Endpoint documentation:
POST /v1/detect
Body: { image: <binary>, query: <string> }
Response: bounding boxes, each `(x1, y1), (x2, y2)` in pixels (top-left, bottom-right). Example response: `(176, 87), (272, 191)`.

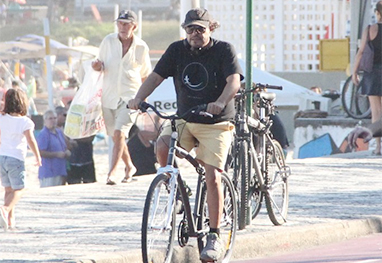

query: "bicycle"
(227, 83), (291, 230)
(137, 102), (237, 263)
(341, 73), (371, 119)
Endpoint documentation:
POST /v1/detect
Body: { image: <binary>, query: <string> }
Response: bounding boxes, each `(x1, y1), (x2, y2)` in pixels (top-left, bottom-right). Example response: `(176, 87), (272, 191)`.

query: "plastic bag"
(64, 68), (105, 139)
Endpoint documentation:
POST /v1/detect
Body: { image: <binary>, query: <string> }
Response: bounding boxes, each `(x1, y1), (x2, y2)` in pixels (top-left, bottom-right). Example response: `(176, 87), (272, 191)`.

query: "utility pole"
(245, 0), (253, 116)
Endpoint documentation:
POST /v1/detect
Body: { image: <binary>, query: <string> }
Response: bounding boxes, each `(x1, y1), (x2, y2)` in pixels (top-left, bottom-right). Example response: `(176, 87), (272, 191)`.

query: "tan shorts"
(102, 101), (137, 137)
(160, 120), (234, 171)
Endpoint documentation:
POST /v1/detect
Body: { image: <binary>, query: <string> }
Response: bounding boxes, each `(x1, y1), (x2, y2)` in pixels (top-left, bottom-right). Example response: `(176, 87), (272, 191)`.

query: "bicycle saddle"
(259, 92), (276, 102)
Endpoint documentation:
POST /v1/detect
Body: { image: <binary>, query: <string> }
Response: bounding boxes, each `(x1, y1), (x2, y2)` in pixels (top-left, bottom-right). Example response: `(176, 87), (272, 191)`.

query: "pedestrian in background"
(352, 1), (382, 155)
(92, 9), (152, 185)
(37, 110), (70, 188)
(56, 105), (96, 184)
(0, 88), (41, 231)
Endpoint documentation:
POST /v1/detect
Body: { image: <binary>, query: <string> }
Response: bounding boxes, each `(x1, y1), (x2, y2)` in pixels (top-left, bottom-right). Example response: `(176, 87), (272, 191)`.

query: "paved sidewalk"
(0, 144), (381, 263)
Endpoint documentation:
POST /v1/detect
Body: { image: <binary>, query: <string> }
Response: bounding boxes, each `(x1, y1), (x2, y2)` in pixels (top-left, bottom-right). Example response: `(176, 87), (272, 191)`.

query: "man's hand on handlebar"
(128, 98), (143, 110)
(207, 101), (225, 115)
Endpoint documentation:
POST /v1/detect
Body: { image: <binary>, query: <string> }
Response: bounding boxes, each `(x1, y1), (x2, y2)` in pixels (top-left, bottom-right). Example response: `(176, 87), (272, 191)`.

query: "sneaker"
(0, 206), (8, 232)
(200, 233), (225, 261)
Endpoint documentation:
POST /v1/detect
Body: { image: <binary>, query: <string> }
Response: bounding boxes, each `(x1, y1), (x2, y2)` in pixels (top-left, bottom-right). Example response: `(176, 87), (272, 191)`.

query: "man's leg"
(121, 136), (137, 182)
(107, 129), (132, 183)
(155, 135), (171, 167)
(204, 164), (223, 229)
(200, 163), (225, 261)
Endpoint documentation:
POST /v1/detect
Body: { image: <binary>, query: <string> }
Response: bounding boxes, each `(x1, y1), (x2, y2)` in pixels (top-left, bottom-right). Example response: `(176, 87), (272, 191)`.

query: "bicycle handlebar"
(253, 83), (283, 91)
(237, 83), (283, 98)
(130, 101), (213, 120)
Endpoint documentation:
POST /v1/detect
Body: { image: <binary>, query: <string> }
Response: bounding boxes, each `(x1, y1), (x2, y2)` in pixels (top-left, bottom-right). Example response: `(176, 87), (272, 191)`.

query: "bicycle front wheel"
(142, 173), (176, 263)
(197, 172), (237, 263)
(264, 140), (289, 226)
(341, 74), (371, 119)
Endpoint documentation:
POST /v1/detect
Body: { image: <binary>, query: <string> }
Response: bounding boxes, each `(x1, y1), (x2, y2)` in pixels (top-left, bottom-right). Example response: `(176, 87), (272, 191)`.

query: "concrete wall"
(272, 71), (349, 92)
(293, 117), (371, 159)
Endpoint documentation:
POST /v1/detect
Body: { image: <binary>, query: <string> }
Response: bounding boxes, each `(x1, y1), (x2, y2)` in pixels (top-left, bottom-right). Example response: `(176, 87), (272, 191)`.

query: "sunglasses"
(185, 26), (206, 34)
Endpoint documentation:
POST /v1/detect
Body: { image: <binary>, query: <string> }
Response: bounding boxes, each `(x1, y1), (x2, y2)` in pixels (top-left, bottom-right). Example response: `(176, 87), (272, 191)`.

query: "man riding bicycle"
(128, 8), (243, 261)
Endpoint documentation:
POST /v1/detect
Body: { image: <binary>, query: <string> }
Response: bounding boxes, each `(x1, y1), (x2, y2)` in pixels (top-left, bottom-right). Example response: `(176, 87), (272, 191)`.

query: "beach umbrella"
(0, 41), (44, 60)
(0, 35), (97, 60)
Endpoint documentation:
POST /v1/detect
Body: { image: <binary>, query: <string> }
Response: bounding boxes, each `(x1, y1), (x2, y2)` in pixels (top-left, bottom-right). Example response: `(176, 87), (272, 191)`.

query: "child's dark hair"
(3, 88), (29, 116)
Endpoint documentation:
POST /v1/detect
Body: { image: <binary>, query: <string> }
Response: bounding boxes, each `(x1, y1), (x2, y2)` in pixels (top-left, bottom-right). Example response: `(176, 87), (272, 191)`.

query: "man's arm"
(207, 73), (241, 115)
(128, 72), (165, 109)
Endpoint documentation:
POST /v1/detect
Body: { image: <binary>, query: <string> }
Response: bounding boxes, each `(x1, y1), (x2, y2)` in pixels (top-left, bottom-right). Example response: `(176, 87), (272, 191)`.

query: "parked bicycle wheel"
(264, 140), (289, 226)
(341, 74), (371, 119)
(249, 176), (263, 220)
(237, 141), (250, 230)
(197, 172), (237, 263)
(142, 173), (176, 263)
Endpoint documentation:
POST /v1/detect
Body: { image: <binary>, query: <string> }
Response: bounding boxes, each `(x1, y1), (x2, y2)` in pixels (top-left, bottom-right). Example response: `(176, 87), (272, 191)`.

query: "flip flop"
(106, 178), (116, 185)
(0, 206), (8, 232)
(121, 177), (133, 183)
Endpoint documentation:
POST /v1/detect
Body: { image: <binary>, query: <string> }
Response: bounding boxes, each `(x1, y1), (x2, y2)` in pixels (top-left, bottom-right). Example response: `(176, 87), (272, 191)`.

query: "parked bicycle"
(226, 83), (291, 230)
(137, 102), (237, 263)
(341, 73), (371, 119)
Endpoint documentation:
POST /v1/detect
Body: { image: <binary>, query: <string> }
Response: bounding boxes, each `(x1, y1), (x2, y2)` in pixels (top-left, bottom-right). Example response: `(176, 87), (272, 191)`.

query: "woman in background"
(0, 88), (41, 231)
(352, 1), (382, 155)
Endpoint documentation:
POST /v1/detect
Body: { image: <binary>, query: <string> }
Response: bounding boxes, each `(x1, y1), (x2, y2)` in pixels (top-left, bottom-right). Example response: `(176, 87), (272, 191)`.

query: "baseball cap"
(115, 10), (137, 23)
(182, 8), (212, 28)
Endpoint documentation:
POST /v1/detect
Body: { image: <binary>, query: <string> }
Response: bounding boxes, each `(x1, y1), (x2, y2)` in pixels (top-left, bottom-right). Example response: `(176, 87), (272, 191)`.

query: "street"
(232, 233), (382, 263)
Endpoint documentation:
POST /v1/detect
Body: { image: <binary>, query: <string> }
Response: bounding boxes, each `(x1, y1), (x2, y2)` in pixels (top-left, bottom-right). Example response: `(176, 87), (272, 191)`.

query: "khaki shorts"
(102, 101), (137, 137)
(160, 120), (234, 171)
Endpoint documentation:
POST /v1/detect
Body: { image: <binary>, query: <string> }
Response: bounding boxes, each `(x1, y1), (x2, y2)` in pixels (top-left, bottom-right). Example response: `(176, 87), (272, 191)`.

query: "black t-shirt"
(154, 38), (243, 124)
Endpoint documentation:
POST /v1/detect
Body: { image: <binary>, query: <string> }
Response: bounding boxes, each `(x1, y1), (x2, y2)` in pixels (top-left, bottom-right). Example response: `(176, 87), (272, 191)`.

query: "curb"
(68, 216), (382, 263)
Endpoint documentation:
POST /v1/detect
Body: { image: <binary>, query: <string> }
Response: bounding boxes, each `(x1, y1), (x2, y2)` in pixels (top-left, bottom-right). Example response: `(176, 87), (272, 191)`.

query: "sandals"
(107, 166), (136, 184)
(121, 166), (136, 183)
(121, 177), (133, 183)
(106, 178), (116, 185)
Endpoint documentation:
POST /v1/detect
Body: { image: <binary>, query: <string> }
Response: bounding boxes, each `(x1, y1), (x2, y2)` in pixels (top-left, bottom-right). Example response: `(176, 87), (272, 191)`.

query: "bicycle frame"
(231, 83), (291, 228)
(149, 122), (207, 239)
(234, 88), (272, 190)
(141, 102), (237, 263)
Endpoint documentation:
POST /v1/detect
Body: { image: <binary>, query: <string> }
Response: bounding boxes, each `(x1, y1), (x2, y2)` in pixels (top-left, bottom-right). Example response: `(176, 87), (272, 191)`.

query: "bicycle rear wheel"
(142, 173), (176, 263)
(197, 172), (237, 263)
(264, 140), (289, 226)
(341, 74), (371, 119)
